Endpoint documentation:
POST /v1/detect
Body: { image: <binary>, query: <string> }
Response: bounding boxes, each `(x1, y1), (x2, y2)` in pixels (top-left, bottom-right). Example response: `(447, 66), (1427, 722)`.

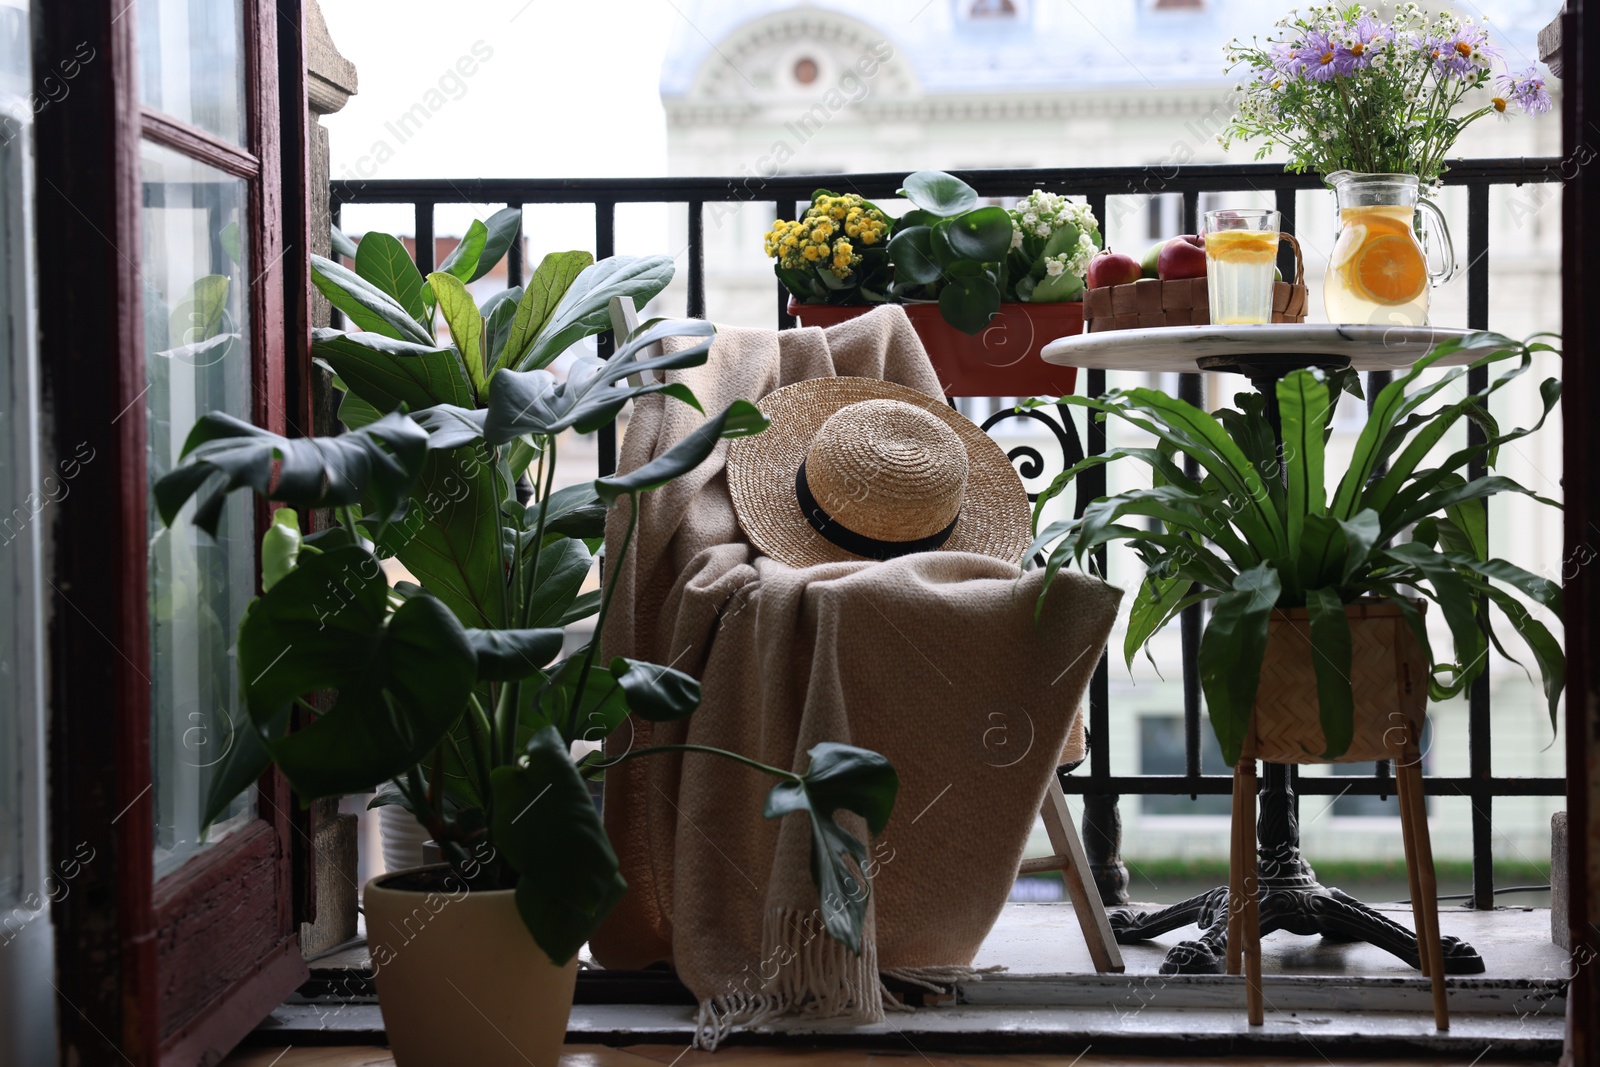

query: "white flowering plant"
(1005, 190), (1102, 304)
(1221, 4), (1552, 181)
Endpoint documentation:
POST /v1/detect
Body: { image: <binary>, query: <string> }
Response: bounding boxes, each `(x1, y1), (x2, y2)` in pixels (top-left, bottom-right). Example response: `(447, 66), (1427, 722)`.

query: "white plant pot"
(364, 865), (578, 1067)
(377, 801), (432, 874)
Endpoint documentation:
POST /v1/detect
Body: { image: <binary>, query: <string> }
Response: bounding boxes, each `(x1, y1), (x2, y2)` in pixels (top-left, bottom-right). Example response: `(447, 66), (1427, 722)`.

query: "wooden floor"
(220, 1042), (1550, 1066)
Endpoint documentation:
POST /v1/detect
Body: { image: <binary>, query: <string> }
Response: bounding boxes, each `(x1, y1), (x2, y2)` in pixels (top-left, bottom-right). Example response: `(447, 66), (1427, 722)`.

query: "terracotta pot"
(1250, 599), (1428, 764)
(364, 865), (578, 1067)
(787, 297), (1081, 398)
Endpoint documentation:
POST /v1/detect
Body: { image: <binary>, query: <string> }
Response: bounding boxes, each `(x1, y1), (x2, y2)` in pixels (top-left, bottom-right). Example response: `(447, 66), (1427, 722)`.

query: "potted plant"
(1029, 333), (1563, 767)
(1220, 6), (1553, 326)
(769, 172), (1097, 396)
(155, 218), (899, 1067)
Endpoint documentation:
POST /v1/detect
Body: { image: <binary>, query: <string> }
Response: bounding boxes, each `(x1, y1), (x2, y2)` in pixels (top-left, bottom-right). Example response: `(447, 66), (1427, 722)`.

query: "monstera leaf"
(153, 410), (429, 535)
(763, 742), (899, 953)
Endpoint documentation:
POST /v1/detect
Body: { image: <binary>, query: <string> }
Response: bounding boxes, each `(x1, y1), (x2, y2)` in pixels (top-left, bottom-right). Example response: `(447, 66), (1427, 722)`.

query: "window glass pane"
(141, 140), (254, 877)
(1139, 714), (1231, 815)
(138, 0), (246, 145)
(0, 0), (36, 910)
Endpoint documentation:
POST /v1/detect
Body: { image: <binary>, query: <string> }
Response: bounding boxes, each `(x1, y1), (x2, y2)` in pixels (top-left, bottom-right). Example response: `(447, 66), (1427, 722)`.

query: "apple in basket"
(1085, 248), (1142, 289)
(1157, 235), (1207, 281)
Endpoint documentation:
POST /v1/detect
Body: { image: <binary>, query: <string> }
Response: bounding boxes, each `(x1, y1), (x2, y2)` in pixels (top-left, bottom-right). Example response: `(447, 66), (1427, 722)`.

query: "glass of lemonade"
(1203, 209), (1281, 325)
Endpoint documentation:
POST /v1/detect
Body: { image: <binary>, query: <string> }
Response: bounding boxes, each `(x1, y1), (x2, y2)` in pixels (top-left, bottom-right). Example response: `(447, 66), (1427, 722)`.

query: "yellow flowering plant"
(765, 190), (893, 306)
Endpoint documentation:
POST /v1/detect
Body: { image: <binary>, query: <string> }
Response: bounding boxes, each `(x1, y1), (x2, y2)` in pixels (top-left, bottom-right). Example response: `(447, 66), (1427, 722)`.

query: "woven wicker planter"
(1248, 599), (1427, 764)
(787, 297), (1081, 397)
(1083, 235), (1309, 333)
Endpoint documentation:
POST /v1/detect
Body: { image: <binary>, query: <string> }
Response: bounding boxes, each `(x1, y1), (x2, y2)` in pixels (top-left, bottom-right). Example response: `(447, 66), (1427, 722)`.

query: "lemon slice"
(1329, 223), (1367, 270)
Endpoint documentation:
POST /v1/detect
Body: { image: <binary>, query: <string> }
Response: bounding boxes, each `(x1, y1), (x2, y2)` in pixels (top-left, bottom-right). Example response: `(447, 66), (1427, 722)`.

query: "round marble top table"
(1041, 323), (1479, 377)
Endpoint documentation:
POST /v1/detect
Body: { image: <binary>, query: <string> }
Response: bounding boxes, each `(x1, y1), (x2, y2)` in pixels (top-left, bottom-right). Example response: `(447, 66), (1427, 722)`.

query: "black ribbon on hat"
(795, 459), (959, 561)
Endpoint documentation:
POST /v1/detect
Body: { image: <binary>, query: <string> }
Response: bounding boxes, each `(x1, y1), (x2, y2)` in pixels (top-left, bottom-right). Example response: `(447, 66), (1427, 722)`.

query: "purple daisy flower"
(1431, 23), (1497, 77)
(1300, 28), (1348, 82)
(1271, 38), (1307, 79)
(1498, 66), (1553, 115)
(1338, 12), (1389, 70)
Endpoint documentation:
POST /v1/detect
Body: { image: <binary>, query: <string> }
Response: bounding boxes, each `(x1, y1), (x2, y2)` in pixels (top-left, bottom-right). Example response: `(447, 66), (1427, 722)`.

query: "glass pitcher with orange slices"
(1324, 172), (1456, 326)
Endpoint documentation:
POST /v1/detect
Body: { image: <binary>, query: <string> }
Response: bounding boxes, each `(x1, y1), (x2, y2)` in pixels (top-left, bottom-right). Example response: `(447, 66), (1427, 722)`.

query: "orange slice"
(1205, 230), (1278, 262)
(1351, 233), (1426, 306)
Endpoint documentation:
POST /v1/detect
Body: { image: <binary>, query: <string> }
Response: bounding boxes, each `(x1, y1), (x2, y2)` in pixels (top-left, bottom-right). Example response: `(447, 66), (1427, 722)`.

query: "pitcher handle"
(1417, 197), (1457, 287)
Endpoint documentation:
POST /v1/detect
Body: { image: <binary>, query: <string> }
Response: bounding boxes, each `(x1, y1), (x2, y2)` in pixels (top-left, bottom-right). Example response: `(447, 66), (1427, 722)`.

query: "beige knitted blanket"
(591, 304), (1120, 1045)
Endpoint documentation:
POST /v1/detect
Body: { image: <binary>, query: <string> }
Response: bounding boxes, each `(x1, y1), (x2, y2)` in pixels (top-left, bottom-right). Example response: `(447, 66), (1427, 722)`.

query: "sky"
(319, 0), (679, 243)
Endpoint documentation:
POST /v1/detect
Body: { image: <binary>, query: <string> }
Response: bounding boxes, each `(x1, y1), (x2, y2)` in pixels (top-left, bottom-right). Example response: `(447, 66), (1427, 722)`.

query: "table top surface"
(1040, 324), (1482, 374)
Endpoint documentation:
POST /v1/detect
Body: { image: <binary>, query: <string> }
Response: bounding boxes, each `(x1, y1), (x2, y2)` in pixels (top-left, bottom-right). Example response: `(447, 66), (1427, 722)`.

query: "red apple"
(1157, 235), (1207, 281)
(1086, 248), (1142, 289)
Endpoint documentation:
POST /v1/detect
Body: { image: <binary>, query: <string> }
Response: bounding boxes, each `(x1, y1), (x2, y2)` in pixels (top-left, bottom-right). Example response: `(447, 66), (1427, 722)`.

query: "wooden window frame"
(37, 1), (312, 1063)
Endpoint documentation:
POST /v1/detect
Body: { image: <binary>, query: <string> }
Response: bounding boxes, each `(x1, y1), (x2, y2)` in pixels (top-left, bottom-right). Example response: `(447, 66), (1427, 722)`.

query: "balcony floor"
(245, 903), (1566, 1061)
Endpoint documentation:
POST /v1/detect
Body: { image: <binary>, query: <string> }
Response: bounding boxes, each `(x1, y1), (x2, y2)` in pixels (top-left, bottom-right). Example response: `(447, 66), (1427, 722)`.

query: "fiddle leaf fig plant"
(155, 217), (900, 963)
(1029, 332), (1564, 766)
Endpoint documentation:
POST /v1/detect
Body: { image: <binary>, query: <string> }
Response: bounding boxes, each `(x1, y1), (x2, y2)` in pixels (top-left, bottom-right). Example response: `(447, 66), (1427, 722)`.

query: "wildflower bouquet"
(765, 190), (893, 306)
(1221, 4), (1552, 181)
(1005, 190), (1102, 304)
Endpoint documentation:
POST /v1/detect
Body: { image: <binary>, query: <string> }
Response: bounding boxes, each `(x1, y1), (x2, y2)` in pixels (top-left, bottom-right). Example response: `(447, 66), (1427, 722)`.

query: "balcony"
(221, 159), (1570, 1061)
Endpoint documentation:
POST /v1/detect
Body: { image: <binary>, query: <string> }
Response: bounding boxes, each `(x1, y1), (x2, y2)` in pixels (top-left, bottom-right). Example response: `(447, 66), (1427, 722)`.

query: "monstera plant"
(154, 214), (898, 967)
(1029, 333), (1564, 766)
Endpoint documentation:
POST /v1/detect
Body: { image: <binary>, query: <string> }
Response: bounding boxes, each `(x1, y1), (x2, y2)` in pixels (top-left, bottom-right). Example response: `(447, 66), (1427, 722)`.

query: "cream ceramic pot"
(363, 865), (578, 1067)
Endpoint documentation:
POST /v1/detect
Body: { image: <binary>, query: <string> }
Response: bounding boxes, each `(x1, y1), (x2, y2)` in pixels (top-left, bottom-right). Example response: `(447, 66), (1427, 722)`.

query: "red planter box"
(786, 298), (1081, 398)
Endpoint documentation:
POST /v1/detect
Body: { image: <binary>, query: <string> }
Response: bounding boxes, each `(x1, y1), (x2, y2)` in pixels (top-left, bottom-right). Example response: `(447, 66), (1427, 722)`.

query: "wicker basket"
(1084, 234), (1309, 333)
(1246, 599), (1427, 765)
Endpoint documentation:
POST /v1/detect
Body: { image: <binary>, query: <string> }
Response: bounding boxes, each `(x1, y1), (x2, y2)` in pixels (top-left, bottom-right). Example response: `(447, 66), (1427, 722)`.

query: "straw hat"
(726, 377), (1032, 567)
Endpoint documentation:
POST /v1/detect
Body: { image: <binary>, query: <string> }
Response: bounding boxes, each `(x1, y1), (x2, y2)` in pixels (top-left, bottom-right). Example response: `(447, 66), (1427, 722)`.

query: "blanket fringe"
(880, 963), (1005, 994)
(693, 906), (885, 1049)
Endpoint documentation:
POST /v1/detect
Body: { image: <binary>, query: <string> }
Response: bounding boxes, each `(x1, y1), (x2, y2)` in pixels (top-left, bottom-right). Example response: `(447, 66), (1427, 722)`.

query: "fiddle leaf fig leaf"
(500, 251), (593, 372)
(354, 231), (429, 323)
(471, 207), (524, 283)
(312, 254), (434, 345)
(519, 255), (677, 372)
(428, 271), (486, 398)
(437, 219), (488, 282)
(763, 742), (899, 954)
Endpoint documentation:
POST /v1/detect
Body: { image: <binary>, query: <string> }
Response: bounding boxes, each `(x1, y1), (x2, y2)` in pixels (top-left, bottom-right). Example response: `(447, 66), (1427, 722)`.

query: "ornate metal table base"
(1111, 879), (1486, 976)
(1110, 767), (1485, 976)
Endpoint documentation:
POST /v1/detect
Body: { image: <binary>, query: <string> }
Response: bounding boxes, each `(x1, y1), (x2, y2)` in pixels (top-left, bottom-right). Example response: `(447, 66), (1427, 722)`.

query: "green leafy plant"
(1029, 333), (1564, 766)
(764, 191), (894, 308)
(155, 217), (899, 962)
(886, 170), (1016, 335)
(1004, 189), (1102, 306)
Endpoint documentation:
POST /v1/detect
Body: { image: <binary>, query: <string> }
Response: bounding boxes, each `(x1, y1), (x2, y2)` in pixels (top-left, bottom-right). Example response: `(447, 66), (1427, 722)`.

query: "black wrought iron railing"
(331, 159), (1567, 912)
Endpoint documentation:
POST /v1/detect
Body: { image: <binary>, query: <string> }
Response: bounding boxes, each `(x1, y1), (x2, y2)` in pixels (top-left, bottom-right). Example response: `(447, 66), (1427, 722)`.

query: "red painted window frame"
(38, 1), (312, 1063)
